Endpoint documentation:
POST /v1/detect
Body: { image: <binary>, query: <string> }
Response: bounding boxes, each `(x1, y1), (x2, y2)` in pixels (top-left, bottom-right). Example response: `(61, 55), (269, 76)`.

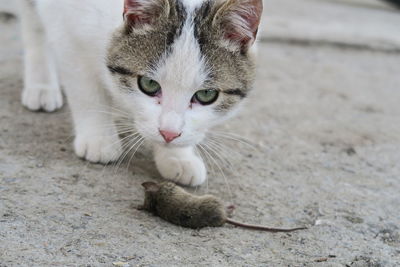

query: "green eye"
(138, 76), (161, 96)
(193, 89), (219, 105)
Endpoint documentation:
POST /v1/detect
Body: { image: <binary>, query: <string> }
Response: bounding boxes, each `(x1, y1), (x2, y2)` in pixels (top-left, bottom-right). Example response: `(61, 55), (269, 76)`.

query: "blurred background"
(259, 0), (400, 53)
(1, 0), (400, 52)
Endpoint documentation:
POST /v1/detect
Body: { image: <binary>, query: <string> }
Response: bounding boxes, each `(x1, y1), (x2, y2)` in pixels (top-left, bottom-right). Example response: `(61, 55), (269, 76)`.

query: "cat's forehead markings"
(180, 0), (205, 11)
(153, 17), (208, 93)
(152, 0), (214, 92)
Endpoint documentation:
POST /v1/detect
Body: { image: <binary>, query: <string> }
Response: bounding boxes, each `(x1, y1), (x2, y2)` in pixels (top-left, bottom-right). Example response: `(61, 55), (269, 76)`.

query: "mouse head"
(142, 181), (161, 193)
(140, 182), (161, 211)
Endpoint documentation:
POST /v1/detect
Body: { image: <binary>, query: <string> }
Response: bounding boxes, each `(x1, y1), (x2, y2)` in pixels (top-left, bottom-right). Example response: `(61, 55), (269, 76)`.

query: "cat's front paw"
(154, 147), (206, 187)
(74, 134), (122, 164)
(22, 86), (63, 112)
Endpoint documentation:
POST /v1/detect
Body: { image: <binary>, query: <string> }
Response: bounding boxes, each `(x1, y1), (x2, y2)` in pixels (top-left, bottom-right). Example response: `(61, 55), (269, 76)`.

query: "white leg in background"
(17, 0), (62, 112)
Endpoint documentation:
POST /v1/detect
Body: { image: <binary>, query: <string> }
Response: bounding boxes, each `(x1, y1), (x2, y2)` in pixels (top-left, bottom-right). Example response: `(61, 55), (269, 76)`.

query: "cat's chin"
(153, 141), (196, 148)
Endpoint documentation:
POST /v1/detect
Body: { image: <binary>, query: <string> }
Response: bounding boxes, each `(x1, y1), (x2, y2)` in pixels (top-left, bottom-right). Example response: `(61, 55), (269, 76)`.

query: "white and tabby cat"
(16, 0), (263, 186)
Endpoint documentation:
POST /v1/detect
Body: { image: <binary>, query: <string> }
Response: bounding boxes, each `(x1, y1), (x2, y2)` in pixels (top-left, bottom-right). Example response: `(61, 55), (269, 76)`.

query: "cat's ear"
(142, 182), (161, 193)
(123, 0), (170, 29)
(214, 0), (263, 52)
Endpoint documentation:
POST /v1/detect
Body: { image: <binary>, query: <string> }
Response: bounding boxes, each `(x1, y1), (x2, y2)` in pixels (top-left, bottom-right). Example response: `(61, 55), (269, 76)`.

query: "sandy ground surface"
(1, 1), (400, 266)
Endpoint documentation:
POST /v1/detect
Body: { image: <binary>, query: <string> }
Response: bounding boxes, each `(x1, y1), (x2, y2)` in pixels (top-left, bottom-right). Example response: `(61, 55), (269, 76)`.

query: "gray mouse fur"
(139, 181), (307, 232)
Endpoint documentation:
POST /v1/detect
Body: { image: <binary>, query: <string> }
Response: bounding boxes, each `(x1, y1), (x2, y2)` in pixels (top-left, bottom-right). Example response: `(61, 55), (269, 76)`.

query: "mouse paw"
(154, 146), (206, 187)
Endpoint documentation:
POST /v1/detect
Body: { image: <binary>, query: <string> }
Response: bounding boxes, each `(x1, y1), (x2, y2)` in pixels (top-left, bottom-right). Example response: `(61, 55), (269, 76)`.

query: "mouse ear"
(141, 182), (160, 193)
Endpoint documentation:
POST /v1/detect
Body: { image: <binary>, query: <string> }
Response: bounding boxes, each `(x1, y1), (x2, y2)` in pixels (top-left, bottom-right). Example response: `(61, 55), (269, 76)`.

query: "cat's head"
(107, 0), (262, 147)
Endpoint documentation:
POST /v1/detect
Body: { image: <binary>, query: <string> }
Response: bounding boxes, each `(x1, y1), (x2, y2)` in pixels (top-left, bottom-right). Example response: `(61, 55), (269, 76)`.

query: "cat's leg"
(17, 0), (63, 112)
(154, 145), (206, 186)
(60, 64), (123, 164)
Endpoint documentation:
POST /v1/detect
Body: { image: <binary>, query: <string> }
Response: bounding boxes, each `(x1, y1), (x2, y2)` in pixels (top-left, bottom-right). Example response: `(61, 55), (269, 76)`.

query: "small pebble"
(112, 261), (129, 267)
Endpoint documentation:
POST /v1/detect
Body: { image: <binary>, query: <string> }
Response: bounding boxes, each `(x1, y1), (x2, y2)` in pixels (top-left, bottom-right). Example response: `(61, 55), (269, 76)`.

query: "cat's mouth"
(155, 140), (191, 148)
(153, 134), (204, 148)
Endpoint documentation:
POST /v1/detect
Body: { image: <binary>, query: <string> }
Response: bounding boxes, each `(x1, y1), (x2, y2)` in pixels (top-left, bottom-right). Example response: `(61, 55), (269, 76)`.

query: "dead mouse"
(138, 181), (307, 232)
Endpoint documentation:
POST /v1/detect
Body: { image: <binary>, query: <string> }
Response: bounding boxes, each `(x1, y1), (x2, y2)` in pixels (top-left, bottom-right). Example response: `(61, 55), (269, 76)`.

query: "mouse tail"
(225, 218), (307, 232)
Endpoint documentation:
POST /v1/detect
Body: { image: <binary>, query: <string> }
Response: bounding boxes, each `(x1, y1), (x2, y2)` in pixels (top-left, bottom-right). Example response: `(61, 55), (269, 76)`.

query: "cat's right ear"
(123, 0), (170, 31)
(213, 0), (263, 52)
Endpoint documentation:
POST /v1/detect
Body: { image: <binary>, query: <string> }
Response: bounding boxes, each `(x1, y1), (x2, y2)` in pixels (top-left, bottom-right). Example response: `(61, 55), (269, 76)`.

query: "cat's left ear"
(214, 0), (263, 52)
(123, 0), (170, 30)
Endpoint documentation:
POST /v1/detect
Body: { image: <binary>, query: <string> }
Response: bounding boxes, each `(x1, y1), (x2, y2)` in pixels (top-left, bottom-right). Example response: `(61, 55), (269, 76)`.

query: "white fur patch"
(180, 0), (204, 12)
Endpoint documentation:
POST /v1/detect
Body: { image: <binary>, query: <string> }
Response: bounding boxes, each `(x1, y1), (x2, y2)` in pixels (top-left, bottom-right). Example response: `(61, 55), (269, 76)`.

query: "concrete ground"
(1, 0), (400, 266)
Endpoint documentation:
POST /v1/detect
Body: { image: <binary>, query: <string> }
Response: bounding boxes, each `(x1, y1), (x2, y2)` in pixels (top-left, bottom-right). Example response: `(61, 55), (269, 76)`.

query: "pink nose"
(159, 130), (181, 143)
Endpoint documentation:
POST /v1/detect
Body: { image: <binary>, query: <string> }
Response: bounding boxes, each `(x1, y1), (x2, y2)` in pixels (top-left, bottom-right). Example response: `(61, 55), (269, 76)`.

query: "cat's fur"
(17, 0), (262, 186)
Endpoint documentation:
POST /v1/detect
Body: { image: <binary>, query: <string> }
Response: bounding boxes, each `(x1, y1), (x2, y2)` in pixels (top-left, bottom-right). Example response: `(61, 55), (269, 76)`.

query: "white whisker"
(126, 138), (146, 169)
(198, 144), (233, 203)
(208, 131), (257, 150)
(113, 134), (144, 173)
(202, 141), (232, 168)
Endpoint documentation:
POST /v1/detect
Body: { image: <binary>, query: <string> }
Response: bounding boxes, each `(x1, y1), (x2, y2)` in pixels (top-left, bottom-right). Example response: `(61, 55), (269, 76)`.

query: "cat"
(16, 0), (263, 186)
